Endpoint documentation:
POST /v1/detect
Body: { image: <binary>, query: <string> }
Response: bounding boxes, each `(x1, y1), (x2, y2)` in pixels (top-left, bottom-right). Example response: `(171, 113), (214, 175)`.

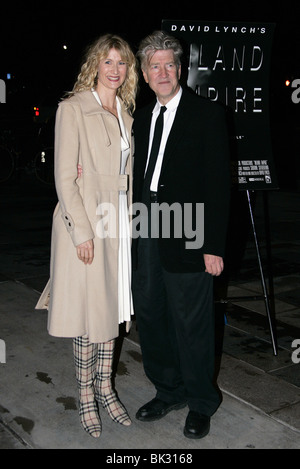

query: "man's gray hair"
(137, 31), (183, 69)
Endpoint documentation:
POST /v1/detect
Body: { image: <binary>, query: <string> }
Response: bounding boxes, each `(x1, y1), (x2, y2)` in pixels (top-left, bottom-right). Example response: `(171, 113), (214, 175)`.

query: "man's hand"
(76, 239), (94, 264)
(204, 254), (224, 276)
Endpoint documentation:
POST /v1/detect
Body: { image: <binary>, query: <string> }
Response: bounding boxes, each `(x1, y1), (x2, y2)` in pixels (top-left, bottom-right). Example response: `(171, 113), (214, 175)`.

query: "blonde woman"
(36, 34), (138, 438)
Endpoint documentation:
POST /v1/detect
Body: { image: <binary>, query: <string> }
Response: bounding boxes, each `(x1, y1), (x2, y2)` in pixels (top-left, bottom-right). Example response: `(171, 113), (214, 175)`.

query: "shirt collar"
(153, 87), (182, 114)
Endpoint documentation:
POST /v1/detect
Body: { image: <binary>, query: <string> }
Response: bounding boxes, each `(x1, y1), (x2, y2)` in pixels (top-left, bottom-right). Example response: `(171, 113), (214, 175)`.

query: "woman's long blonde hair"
(70, 34), (138, 112)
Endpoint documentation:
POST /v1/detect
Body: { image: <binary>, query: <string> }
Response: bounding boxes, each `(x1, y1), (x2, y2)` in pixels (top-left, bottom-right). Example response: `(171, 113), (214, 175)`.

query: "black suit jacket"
(132, 88), (231, 272)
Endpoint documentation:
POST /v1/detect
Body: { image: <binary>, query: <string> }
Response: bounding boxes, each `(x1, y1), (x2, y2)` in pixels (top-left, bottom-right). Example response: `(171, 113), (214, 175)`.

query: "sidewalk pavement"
(0, 177), (300, 449)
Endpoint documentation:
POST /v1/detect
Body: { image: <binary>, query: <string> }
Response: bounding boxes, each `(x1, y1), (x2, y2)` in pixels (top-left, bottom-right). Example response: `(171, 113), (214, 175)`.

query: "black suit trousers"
(132, 234), (221, 417)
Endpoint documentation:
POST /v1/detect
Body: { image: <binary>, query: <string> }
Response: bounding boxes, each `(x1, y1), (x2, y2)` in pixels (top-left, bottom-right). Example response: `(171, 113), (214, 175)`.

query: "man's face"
(142, 49), (181, 104)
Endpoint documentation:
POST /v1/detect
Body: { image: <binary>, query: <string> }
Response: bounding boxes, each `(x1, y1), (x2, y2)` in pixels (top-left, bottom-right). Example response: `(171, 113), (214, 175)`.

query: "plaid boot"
(95, 339), (131, 426)
(73, 336), (102, 438)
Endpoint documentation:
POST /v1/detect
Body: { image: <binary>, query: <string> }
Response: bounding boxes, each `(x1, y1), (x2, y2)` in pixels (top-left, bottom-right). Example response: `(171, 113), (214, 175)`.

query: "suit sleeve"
(54, 100), (95, 247)
(202, 103), (231, 257)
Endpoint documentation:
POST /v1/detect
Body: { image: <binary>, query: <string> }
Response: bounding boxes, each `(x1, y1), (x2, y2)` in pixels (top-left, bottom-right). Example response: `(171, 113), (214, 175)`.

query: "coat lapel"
(160, 90), (190, 177)
(77, 90), (105, 115)
(135, 104), (154, 176)
(161, 97), (187, 174)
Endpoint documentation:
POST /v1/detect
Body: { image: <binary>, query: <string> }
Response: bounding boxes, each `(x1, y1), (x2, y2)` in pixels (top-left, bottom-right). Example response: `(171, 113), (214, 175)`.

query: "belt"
(150, 191), (158, 202)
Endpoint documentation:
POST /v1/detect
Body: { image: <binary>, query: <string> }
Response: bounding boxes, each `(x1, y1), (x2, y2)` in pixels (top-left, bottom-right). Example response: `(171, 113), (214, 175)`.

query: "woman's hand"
(77, 164), (83, 178)
(76, 166), (93, 264)
(76, 239), (94, 264)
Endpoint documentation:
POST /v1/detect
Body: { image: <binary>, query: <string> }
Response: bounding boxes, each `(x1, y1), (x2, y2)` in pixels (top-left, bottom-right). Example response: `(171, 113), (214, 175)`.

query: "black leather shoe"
(136, 398), (187, 422)
(184, 411), (210, 439)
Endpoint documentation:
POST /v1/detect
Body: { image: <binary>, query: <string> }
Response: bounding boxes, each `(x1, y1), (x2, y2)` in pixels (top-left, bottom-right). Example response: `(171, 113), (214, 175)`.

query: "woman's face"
(96, 48), (127, 92)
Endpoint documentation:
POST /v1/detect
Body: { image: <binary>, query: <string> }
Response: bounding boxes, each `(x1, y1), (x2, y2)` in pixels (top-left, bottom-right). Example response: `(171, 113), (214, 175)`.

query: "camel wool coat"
(36, 90), (133, 343)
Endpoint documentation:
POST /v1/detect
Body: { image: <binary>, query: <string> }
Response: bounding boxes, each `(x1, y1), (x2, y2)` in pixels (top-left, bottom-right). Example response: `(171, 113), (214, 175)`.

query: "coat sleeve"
(54, 100), (95, 247)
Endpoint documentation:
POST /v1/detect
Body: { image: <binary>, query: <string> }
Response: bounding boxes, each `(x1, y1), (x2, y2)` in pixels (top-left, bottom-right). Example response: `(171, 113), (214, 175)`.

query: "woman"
(36, 34), (138, 438)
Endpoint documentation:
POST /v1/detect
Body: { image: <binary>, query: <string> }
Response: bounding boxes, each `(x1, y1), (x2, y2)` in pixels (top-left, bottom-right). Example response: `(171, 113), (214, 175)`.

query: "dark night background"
(1, 0), (300, 189)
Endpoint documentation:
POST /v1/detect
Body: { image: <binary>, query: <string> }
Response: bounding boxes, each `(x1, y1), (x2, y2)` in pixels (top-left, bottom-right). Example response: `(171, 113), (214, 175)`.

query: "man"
(132, 31), (230, 439)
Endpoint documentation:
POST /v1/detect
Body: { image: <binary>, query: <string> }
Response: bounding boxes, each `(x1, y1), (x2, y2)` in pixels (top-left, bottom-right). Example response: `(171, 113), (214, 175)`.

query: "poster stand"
(226, 189), (278, 356)
(161, 19), (279, 355)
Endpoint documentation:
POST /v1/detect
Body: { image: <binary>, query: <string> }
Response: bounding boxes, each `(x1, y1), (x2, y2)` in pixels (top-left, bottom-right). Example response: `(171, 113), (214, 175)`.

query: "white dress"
(92, 91), (134, 323)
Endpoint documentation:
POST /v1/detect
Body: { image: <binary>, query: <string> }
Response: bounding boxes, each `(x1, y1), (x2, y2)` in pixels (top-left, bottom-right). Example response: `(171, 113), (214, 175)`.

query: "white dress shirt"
(145, 87), (183, 192)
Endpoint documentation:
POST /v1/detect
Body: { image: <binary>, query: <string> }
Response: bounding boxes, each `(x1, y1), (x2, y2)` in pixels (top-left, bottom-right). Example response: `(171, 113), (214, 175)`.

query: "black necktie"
(143, 105), (167, 197)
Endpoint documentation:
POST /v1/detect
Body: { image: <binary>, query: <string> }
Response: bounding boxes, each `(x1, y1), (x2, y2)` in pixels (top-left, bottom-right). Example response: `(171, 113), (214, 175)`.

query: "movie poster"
(162, 20), (278, 190)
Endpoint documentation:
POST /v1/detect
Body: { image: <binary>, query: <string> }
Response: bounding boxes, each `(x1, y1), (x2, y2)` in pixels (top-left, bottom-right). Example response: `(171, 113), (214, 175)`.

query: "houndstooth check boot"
(94, 339), (131, 426)
(73, 336), (102, 438)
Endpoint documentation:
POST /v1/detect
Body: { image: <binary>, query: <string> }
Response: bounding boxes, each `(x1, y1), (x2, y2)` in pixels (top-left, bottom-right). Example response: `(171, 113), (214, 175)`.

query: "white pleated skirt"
(118, 192), (134, 323)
